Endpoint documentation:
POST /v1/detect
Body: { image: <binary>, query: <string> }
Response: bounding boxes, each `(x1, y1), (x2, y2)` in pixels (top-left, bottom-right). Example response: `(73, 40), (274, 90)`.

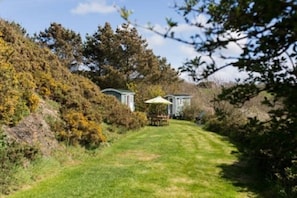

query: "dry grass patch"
(156, 186), (192, 198)
(118, 150), (160, 162)
(170, 177), (195, 185)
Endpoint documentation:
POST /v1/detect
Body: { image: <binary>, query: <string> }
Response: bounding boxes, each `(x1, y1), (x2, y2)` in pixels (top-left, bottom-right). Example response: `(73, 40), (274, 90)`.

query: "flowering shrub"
(57, 110), (105, 147)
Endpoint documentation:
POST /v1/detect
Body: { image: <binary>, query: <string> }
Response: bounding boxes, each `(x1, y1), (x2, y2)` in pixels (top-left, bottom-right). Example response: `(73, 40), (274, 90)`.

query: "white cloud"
(179, 45), (198, 59)
(71, 0), (116, 15)
(210, 66), (248, 83)
(139, 23), (199, 54)
(171, 23), (198, 34)
(146, 34), (166, 48)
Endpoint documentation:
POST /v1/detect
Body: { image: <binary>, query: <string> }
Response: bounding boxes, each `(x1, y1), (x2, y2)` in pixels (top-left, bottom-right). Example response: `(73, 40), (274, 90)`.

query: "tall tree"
(34, 22), (83, 68)
(83, 22), (116, 74)
(122, 0), (297, 195)
(83, 22), (179, 89)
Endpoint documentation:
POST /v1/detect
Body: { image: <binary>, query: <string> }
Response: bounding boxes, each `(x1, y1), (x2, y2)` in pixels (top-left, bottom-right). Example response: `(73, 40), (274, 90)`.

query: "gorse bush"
(59, 110), (106, 147)
(132, 111), (148, 128)
(0, 34), (39, 126)
(27, 93), (40, 112)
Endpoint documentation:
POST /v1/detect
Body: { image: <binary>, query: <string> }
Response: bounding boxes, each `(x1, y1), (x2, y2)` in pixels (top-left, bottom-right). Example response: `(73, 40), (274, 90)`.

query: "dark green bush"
(181, 104), (213, 125)
(181, 104), (199, 121)
(99, 95), (147, 131)
(0, 131), (39, 195)
(204, 99), (297, 196)
(204, 117), (224, 133)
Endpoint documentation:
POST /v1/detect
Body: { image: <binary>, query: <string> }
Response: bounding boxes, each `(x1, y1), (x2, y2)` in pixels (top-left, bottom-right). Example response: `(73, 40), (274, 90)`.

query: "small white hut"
(165, 94), (192, 118)
(101, 88), (135, 112)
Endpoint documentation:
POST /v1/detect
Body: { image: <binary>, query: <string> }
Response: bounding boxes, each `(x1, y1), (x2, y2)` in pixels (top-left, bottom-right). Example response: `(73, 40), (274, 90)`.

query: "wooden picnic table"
(148, 114), (169, 126)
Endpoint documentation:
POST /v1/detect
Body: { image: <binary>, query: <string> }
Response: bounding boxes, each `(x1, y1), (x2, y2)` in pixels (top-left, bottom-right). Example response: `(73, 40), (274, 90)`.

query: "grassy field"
(7, 120), (261, 198)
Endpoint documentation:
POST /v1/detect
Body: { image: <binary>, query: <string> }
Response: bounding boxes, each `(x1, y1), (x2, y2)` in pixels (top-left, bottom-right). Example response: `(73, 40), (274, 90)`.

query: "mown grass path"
(8, 120), (258, 198)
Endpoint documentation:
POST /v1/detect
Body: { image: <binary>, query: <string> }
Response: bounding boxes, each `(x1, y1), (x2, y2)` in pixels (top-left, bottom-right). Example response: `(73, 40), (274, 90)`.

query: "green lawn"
(8, 120), (260, 198)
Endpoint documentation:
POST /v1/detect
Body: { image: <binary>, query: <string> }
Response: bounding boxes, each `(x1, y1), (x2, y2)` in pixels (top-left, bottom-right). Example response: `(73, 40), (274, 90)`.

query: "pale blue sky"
(0, 0), (244, 82)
